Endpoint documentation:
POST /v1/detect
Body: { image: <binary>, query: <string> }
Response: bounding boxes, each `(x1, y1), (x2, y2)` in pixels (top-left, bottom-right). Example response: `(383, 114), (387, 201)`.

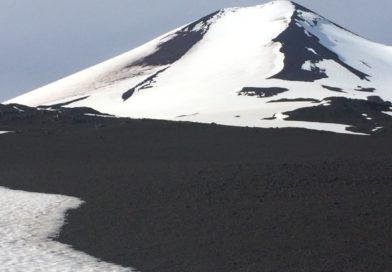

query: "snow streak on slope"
(6, 1), (392, 135)
(0, 187), (133, 272)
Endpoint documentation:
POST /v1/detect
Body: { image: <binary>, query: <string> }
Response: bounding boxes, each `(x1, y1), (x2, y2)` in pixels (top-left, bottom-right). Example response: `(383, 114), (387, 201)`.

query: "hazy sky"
(1, 0), (391, 102)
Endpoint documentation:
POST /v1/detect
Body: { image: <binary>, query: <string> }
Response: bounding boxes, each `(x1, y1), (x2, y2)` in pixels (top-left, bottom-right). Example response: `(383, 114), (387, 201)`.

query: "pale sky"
(0, 0), (391, 102)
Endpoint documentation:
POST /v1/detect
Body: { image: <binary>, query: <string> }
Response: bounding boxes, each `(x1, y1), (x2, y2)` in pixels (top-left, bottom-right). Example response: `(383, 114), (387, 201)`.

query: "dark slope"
(130, 10), (220, 68)
(121, 10), (221, 101)
(0, 105), (392, 272)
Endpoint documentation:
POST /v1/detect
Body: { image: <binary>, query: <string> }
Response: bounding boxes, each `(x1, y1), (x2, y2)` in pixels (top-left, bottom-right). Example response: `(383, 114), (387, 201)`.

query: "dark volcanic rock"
(268, 98), (320, 103)
(238, 87), (288, 98)
(355, 87), (376, 93)
(321, 85), (345, 93)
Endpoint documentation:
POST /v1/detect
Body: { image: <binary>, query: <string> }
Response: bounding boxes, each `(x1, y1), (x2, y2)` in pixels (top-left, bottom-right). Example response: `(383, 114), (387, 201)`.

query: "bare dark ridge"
(0, 103), (31, 113)
(290, 2), (363, 38)
(127, 10), (221, 68)
(122, 67), (169, 101)
(0, 103), (105, 120)
(269, 5), (369, 82)
(367, 95), (391, 105)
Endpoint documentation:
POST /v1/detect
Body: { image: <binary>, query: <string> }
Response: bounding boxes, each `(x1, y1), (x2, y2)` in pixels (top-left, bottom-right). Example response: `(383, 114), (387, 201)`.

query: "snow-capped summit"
(6, 1), (392, 134)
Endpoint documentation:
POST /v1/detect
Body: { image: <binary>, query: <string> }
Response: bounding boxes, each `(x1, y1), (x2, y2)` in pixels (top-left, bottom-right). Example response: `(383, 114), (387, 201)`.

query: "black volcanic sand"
(0, 106), (392, 272)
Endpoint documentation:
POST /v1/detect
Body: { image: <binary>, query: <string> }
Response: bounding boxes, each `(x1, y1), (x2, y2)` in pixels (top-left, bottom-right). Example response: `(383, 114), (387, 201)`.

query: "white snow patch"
(306, 47), (318, 55)
(320, 100), (331, 106)
(0, 187), (133, 271)
(372, 126), (383, 132)
(257, 120), (367, 135)
(84, 113), (116, 118)
(37, 107), (58, 112)
(297, 9), (320, 27)
(301, 61), (316, 71)
(362, 113), (372, 120)
(12, 106), (24, 112)
(172, 110), (367, 135)
(0, 131), (14, 135)
(275, 112), (289, 119)
(382, 111), (392, 116)
(192, 22), (206, 32)
(304, 29), (312, 37)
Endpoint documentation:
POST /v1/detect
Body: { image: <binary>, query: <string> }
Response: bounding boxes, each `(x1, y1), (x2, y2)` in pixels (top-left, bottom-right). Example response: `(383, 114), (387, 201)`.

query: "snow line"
(0, 186), (133, 271)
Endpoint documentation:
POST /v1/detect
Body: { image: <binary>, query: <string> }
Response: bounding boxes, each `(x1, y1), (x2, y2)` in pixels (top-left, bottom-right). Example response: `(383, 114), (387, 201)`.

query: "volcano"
(6, 1), (392, 134)
(2, 2), (392, 271)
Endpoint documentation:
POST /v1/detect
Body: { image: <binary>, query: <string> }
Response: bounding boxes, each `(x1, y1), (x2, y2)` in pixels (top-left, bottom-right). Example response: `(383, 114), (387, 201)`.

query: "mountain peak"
(6, 1), (392, 135)
(270, 1), (370, 82)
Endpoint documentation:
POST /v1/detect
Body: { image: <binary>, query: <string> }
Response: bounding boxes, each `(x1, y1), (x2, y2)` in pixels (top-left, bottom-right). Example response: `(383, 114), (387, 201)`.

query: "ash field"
(0, 105), (391, 272)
